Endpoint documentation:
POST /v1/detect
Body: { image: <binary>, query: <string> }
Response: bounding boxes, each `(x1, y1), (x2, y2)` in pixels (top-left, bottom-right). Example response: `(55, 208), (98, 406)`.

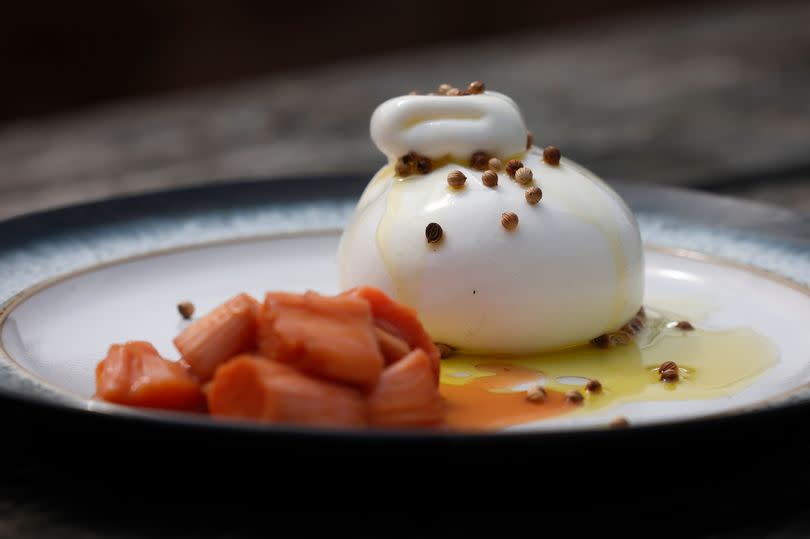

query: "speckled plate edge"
(1, 175), (809, 441)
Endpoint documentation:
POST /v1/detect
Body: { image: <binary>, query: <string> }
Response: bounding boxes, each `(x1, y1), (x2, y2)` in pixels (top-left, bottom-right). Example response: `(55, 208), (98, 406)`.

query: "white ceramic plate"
(1, 177), (809, 437)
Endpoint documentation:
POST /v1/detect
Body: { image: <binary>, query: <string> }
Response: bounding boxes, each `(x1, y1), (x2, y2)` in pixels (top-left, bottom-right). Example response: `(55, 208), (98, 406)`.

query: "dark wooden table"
(1, 1), (809, 536)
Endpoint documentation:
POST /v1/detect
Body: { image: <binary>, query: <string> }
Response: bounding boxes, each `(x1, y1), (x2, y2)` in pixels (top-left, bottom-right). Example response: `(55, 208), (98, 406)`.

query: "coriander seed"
(447, 170), (467, 188)
(543, 145), (561, 166)
(436, 343), (454, 359)
(658, 361), (678, 374)
(501, 211), (519, 231)
(416, 156), (432, 174)
(661, 369), (679, 383)
(565, 390), (584, 405)
(425, 222), (443, 244)
(482, 170), (498, 187)
(395, 159), (410, 177)
(177, 301), (195, 320)
(526, 385), (547, 403)
(514, 167), (533, 185)
(470, 151), (490, 171)
(467, 81), (485, 94)
(609, 417), (630, 428)
(525, 186), (543, 205)
(506, 159), (523, 178)
(609, 331), (632, 346)
(591, 334), (610, 349)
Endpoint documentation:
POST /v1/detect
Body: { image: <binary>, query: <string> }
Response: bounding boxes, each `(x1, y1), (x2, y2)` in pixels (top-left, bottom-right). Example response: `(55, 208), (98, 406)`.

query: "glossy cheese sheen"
(338, 148), (644, 353)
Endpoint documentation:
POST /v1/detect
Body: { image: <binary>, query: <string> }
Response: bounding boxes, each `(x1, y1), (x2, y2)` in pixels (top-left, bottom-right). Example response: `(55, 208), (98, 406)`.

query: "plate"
(2, 176), (810, 503)
(3, 231), (810, 432)
(1, 176), (809, 431)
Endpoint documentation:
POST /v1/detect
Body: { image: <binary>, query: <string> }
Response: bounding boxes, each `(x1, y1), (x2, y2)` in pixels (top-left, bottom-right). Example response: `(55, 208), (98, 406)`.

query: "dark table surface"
(1, 1), (810, 536)
(0, 0), (808, 221)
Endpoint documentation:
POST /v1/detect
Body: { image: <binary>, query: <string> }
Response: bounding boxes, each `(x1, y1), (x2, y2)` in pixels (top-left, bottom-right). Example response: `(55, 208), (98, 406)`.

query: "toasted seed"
(435, 343), (455, 359)
(416, 156), (432, 174)
(675, 320), (695, 330)
(467, 81), (485, 94)
(425, 222), (443, 243)
(447, 87), (461, 96)
(514, 167), (533, 185)
(437, 83), (452, 95)
(543, 146), (561, 165)
(526, 131), (534, 149)
(395, 159), (410, 177)
(609, 331), (632, 346)
(526, 385), (547, 403)
(501, 212), (519, 231)
(609, 416), (630, 428)
(525, 186), (543, 205)
(482, 170), (498, 187)
(488, 157), (503, 172)
(506, 159), (523, 178)
(585, 379), (602, 393)
(658, 361), (678, 374)
(177, 301), (195, 320)
(470, 151), (490, 171)
(660, 369), (679, 382)
(565, 390), (584, 404)
(447, 170), (467, 188)
(591, 334), (610, 349)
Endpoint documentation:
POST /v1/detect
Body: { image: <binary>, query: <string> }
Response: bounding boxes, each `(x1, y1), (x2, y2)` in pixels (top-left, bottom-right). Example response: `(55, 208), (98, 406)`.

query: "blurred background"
(1, 0), (808, 218)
